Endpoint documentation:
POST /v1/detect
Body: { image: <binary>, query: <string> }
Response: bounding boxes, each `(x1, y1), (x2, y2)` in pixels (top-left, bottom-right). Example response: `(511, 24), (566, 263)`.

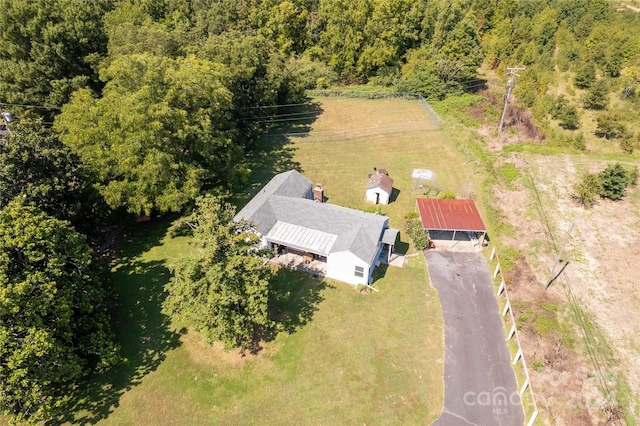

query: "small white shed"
(366, 171), (394, 205)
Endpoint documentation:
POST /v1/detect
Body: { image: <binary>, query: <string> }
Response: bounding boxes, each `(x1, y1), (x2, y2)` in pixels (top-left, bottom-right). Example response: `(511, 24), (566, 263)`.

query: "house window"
(354, 266), (364, 278)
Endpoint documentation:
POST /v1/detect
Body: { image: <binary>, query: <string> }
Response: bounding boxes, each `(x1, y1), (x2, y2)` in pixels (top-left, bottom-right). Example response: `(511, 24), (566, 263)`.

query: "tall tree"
(0, 0), (112, 109)
(317, 0), (373, 80)
(259, 0), (310, 55)
(163, 195), (273, 350)
(398, 7), (482, 98)
(0, 120), (102, 233)
(55, 53), (243, 216)
(103, 3), (183, 60)
(0, 201), (119, 424)
(357, 0), (423, 77)
(582, 79), (609, 109)
(198, 33), (306, 142)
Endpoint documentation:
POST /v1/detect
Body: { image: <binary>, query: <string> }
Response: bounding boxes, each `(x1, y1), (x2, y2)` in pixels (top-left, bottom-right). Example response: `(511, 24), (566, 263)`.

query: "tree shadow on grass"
(268, 267), (333, 336)
(49, 220), (183, 425)
(235, 102), (323, 209)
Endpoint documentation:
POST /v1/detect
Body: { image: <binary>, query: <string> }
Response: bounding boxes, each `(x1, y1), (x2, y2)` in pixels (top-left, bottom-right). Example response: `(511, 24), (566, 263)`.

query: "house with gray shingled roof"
(234, 170), (397, 285)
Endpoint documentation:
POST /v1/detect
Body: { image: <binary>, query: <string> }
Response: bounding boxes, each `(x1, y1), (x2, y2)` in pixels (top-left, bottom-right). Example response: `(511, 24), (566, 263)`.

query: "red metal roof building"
(416, 198), (487, 247)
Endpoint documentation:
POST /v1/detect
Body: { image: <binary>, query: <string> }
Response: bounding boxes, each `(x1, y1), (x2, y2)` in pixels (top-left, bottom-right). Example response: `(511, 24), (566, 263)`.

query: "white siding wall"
(365, 187), (390, 205)
(326, 251), (370, 285)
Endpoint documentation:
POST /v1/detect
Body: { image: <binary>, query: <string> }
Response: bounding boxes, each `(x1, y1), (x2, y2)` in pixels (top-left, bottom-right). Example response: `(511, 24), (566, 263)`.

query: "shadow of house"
(269, 267), (332, 335)
(389, 188), (400, 204)
(371, 263), (390, 282)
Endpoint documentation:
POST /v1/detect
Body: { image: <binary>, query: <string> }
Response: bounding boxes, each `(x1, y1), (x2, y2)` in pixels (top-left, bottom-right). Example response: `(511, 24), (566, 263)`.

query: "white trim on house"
(234, 170), (396, 286)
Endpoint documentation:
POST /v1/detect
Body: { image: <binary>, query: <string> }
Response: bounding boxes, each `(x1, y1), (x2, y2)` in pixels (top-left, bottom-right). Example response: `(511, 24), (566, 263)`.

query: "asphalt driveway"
(425, 251), (524, 426)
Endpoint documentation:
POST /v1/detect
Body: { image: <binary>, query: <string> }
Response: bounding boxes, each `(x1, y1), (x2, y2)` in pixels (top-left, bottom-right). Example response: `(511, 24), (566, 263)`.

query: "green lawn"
(243, 97), (478, 236)
(66, 218), (443, 425)
(64, 96), (468, 424)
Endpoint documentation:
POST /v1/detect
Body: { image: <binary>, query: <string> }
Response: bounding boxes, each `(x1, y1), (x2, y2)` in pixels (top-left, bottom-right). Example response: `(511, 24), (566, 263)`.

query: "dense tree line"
(2, 1), (640, 422)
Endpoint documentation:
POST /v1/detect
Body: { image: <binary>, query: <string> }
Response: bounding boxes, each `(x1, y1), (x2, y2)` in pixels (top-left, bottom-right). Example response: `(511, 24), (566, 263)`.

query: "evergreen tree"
(599, 162), (630, 200)
(582, 79), (609, 109)
(0, 0), (112, 110)
(0, 120), (103, 233)
(595, 112), (626, 139)
(574, 62), (596, 89)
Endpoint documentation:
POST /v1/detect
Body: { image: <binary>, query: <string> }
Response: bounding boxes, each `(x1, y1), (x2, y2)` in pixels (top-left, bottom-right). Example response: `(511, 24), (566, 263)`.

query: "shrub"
(595, 112), (626, 139)
(572, 133), (586, 151)
(582, 79), (609, 110)
(439, 191), (456, 199)
(573, 172), (602, 207)
(626, 166), (638, 186)
(406, 218), (430, 250)
(620, 134), (639, 154)
(404, 211), (419, 220)
(599, 162), (630, 200)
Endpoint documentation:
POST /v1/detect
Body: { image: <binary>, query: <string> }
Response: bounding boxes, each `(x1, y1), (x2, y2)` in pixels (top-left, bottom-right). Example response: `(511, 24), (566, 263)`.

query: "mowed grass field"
(69, 97), (479, 424)
(245, 97), (479, 233)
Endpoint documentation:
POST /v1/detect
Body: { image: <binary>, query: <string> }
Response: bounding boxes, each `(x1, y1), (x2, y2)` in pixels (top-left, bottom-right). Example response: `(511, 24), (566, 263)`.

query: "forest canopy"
(2, 0), (640, 423)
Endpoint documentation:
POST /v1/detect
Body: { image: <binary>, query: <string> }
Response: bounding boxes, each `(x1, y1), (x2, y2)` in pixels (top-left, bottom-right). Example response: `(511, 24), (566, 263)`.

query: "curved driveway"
(425, 251), (524, 426)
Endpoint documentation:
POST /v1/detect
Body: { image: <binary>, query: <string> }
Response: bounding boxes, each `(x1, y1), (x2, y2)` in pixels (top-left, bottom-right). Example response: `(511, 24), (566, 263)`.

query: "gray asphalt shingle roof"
(235, 170), (388, 265)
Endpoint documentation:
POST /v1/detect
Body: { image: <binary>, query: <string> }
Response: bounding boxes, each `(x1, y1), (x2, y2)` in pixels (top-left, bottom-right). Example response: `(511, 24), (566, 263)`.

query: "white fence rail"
(490, 246), (540, 426)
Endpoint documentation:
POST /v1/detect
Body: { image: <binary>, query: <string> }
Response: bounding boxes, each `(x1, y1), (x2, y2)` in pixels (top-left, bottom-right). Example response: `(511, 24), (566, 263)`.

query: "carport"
(416, 198), (486, 248)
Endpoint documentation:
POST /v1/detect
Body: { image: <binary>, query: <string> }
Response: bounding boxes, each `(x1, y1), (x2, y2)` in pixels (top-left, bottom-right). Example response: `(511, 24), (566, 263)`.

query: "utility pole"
(498, 66), (525, 133)
(0, 104), (11, 135)
(545, 221), (574, 290)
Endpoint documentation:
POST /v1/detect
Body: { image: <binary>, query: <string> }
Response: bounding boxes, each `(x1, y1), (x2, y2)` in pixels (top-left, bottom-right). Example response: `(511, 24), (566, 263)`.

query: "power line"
(522, 155), (623, 424)
(237, 102), (312, 110)
(243, 110), (322, 121)
(0, 102), (61, 110)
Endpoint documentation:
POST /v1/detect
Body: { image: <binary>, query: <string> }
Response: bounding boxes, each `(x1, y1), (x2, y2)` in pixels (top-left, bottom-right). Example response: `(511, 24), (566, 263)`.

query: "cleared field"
(63, 96), (480, 424)
(248, 97), (480, 233)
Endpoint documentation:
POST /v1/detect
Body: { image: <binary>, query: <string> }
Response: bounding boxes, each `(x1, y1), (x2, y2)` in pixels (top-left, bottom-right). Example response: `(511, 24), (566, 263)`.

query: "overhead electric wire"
(522, 155), (623, 424)
(237, 102), (312, 110)
(0, 102), (61, 110)
(243, 110), (322, 120)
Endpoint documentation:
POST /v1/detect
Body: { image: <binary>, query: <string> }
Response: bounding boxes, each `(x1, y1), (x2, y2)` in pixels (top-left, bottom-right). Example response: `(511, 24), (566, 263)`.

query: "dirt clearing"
(494, 152), (639, 424)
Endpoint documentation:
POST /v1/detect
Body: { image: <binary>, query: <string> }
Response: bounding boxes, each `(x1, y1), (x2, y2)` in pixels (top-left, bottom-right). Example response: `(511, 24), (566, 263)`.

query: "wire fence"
(260, 120), (439, 144)
(307, 89), (442, 130)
